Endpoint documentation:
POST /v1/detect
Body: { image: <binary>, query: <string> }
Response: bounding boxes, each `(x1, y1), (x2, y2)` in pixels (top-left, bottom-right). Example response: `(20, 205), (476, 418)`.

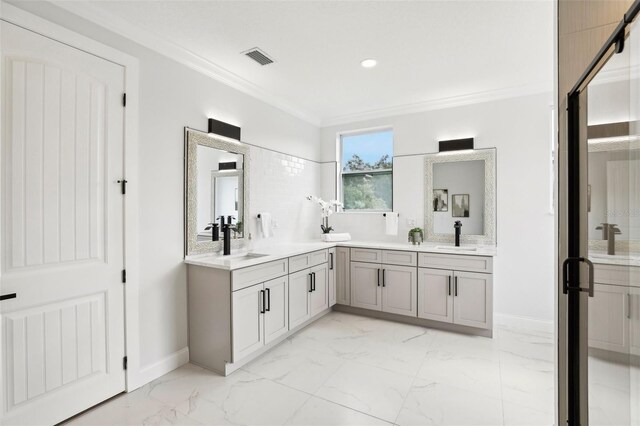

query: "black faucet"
(205, 222), (220, 241)
(454, 221), (462, 247)
(219, 216), (226, 227)
(222, 224), (232, 255)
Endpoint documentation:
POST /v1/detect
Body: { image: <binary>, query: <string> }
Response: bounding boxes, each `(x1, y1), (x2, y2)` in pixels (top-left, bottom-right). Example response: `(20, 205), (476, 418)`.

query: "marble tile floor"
(66, 312), (556, 426)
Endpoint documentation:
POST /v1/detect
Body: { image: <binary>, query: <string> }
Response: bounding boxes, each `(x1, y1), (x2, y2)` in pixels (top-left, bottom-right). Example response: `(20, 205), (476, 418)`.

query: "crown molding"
(51, 1), (323, 127)
(49, 1), (552, 130)
(321, 82), (553, 127)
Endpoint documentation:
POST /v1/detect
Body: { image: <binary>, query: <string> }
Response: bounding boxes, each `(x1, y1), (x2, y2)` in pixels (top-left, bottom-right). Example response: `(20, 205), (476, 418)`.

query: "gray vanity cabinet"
(417, 254), (493, 331)
(335, 247), (351, 305)
(328, 248), (337, 307)
(452, 271), (492, 329)
(588, 264), (640, 355)
(289, 268), (312, 329)
(232, 283), (265, 361)
(350, 253), (418, 317)
(232, 275), (289, 362)
(351, 261), (383, 311)
(417, 268), (454, 323)
(310, 263), (329, 317)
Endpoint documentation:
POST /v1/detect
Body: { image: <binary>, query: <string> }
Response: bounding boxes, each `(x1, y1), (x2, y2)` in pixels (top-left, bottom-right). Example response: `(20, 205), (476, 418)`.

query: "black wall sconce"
(438, 137), (474, 152)
(208, 118), (241, 141)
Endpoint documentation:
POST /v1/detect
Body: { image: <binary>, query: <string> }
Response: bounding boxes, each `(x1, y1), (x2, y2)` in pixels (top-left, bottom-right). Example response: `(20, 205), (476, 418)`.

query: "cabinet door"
(382, 264), (417, 317)
(417, 268), (453, 323)
(452, 271), (492, 330)
(289, 268), (311, 330)
(631, 288), (640, 356)
(310, 263), (329, 317)
(336, 247), (351, 305)
(232, 283), (265, 362)
(328, 248), (337, 307)
(264, 276), (289, 345)
(588, 284), (630, 353)
(350, 262), (382, 311)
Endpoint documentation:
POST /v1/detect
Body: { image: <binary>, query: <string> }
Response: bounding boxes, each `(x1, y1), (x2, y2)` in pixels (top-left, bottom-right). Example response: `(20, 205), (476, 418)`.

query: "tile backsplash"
(249, 147), (327, 248)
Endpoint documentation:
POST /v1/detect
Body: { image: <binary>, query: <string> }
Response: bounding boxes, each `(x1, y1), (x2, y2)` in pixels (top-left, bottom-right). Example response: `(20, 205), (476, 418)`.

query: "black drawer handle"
(308, 273), (313, 292)
(265, 288), (271, 312)
(0, 293), (16, 301)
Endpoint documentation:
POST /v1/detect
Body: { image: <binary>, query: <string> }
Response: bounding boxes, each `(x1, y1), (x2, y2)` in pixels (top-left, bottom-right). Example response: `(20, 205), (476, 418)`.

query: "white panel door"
(350, 262), (382, 311)
(232, 283), (265, 361)
(264, 276), (288, 345)
(288, 268), (311, 330)
(452, 271), (492, 330)
(0, 23), (126, 425)
(381, 264), (417, 317)
(417, 268), (454, 323)
(310, 263), (328, 317)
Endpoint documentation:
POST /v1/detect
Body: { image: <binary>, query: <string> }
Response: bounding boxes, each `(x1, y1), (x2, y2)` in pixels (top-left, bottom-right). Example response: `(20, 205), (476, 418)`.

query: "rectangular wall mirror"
(185, 128), (250, 256)
(424, 148), (496, 245)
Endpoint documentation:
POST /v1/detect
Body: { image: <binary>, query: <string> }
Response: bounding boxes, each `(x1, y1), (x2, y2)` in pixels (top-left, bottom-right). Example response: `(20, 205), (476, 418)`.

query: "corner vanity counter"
(185, 241), (495, 376)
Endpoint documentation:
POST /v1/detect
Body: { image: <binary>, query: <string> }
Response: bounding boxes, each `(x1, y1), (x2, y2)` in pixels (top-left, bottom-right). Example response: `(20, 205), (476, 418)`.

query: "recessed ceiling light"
(361, 59), (377, 68)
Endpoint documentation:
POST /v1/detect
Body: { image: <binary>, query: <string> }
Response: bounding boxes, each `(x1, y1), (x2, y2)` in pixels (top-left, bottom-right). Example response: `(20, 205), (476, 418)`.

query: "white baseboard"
(128, 347), (189, 391)
(494, 313), (554, 335)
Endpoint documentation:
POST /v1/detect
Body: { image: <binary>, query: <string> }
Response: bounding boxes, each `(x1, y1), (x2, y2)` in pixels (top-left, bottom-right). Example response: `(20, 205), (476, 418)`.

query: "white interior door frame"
(0, 1), (143, 391)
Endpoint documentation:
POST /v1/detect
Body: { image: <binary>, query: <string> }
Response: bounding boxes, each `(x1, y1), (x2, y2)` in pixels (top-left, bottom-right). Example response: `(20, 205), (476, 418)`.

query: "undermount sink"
(435, 245), (477, 252)
(222, 252), (268, 263)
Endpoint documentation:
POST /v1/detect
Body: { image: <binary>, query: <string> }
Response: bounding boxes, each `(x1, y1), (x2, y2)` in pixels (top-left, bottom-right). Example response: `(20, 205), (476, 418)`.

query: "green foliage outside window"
(342, 154), (392, 210)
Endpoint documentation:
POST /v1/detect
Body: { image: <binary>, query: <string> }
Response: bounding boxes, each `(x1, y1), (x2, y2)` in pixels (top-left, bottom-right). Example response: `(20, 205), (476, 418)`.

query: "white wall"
(12, 2), (323, 378)
(321, 93), (555, 321)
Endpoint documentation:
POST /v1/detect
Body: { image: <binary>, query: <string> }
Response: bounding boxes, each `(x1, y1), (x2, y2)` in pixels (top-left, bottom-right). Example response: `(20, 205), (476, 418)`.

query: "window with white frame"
(340, 129), (393, 211)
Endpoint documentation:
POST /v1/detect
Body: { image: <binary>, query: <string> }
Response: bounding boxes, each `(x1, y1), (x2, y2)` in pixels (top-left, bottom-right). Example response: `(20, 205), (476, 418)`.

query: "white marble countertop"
(184, 240), (497, 271)
(588, 251), (640, 267)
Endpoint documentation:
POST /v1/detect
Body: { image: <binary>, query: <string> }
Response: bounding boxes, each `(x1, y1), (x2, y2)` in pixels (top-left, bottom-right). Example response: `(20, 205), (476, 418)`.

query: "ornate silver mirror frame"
(185, 128), (250, 256)
(424, 148), (496, 245)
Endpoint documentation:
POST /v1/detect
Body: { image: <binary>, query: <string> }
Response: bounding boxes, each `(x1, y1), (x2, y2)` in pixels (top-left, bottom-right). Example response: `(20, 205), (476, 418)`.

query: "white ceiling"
(58, 0), (554, 126)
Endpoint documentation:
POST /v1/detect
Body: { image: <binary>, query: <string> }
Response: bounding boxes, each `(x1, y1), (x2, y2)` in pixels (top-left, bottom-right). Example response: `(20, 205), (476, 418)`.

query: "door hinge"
(122, 269), (127, 283)
(123, 356), (128, 370)
(117, 179), (128, 194)
(122, 93), (127, 107)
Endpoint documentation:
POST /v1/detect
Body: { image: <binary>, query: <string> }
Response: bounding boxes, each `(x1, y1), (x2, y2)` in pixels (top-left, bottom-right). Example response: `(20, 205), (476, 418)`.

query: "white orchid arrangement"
(306, 196), (343, 233)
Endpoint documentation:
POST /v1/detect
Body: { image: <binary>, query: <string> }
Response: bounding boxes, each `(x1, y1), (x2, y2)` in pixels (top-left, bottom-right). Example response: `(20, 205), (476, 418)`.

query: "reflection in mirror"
(433, 160), (485, 235)
(424, 148), (496, 245)
(586, 39), (640, 255)
(196, 144), (244, 241)
(185, 129), (250, 256)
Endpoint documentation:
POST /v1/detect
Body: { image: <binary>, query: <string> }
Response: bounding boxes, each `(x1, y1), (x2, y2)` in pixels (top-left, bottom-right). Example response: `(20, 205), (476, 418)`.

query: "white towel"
(259, 213), (272, 238)
(385, 214), (399, 236)
(321, 233), (351, 242)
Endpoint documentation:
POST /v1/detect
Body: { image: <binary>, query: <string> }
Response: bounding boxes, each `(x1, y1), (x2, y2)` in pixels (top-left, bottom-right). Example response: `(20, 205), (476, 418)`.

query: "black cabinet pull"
(330, 253), (334, 270)
(312, 272), (316, 291)
(260, 290), (266, 313)
(448, 276), (451, 296)
(308, 273), (313, 293)
(454, 276), (458, 296)
(377, 269), (381, 287)
(382, 269), (386, 287)
(265, 288), (271, 312)
(0, 293), (17, 301)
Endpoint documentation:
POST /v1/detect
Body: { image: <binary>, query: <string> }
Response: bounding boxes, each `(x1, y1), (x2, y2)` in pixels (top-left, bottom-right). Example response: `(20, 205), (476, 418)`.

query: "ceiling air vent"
(243, 47), (274, 66)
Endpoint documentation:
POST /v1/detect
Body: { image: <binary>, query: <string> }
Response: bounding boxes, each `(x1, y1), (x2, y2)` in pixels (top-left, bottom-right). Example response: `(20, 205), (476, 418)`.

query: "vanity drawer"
(381, 250), (417, 267)
(418, 253), (492, 273)
(350, 248), (383, 264)
(289, 249), (329, 273)
(232, 259), (289, 291)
